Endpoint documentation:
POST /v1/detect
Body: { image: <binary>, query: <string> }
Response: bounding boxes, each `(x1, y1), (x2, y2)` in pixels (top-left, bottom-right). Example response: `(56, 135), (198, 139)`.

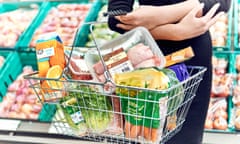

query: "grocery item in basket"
(85, 26), (166, 83)
(168, 63), (189, 82)
(36, 32), (66, 77)
(114, 67), (184, 142)
(36, 33), (66, 101)
(165, 46), (194, 67)
(64, 48), (92, 80)
(59, 95), (87, 136)
(66, 84), (113, 134)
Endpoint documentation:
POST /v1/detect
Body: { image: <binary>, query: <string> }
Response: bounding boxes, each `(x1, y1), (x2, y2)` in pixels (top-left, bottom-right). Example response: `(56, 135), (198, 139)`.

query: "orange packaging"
(165, 46), (194, 67)
(35, 33), (66, 101)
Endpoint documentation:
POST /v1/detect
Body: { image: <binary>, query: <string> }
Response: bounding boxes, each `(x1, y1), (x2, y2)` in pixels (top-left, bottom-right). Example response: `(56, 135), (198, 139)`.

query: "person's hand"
(114, 6), (162, 31)
(174, 3), (224, 40)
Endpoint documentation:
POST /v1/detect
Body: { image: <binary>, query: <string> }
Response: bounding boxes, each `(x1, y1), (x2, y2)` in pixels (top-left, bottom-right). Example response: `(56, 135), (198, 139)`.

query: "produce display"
(211, 55), (232, 98)
(0, 5), (39, 48)
(30, 3), (91, 47)
(205, 55), (232, 130)
(232, 54), (240, 130)
(209, 13), (229, 47)
(85, 5), (120, 47)
(233, 107), (240, 130)
(205, 98), (228, 130)
(0, 66), (42, 120)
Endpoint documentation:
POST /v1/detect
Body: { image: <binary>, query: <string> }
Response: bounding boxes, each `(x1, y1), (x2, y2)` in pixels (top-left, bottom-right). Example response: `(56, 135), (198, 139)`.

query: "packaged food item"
(165, 46), (194, 67)
(85, 27), (166, 83)
(212, 55), (228, 75)
(114, 67), (184, 143)
(64, 84), (113, 134)
(59, 95), (87, 136)
(64, 48), (92, 80)
(168, 63), (189, 82)
(35, 32), (66, 102)
(211, 73), (232, 97)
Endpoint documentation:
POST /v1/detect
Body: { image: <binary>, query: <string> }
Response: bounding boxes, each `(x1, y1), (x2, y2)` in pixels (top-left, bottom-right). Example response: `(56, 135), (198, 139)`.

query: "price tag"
(0, 119), (21, 131)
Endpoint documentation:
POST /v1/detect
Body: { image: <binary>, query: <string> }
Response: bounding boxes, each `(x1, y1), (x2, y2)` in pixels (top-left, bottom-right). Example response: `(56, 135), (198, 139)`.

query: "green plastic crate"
(0, 2), (43, 50)
(17, 0), (100, 50)
(206, 51), (234, 132)
(228, 51), (240, 131)
(213, 0), (233, 51)
(0, 51), (56, 122)
(0, 51), (14, 76)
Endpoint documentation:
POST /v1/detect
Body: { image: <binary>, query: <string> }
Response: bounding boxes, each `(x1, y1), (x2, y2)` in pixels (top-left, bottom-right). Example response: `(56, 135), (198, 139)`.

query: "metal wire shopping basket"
(24, 22), (207, 144)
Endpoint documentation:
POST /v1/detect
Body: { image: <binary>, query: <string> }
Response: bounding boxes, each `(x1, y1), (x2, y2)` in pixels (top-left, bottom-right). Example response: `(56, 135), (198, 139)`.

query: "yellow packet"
(165, 47), (194, 67)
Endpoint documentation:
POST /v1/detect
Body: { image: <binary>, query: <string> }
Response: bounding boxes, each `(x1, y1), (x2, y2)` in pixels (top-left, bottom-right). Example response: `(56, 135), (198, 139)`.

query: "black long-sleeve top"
(107, 0), (232, 55)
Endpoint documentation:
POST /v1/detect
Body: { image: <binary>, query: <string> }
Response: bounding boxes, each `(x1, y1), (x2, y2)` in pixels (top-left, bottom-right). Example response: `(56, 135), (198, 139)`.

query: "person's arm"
(150, 3), (224, 41)
(108, 0), (200, 33)
(114, 0), (201, 31)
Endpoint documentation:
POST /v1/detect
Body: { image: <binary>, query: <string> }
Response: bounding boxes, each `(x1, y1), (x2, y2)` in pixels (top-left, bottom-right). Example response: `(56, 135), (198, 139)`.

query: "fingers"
(189, 3), (205, 17)
(116, 23), (135, 30)
(115, 14), (134, 24)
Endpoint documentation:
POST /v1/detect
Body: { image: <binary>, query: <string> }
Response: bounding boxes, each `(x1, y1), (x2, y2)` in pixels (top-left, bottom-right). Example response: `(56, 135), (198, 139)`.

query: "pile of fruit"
(30, 4), (91, 47)
(0, 66), (42, 120)
(0, 6), (39, 48)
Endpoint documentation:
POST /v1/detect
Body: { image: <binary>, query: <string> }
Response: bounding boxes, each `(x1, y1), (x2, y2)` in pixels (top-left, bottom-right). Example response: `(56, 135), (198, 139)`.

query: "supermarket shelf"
(0, 120), (101, 144)
(0, 119), (239, 144)
(203, 131), (240, 144)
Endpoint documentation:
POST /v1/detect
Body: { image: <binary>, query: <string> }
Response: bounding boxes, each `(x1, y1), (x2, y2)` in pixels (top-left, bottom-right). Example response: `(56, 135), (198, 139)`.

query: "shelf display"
(84, 5), (120, 47)
(0, 0), (239, 144)
(0, 52), (56, 122)
(29, 3), (91, 47)
(0, 66), (42, 120)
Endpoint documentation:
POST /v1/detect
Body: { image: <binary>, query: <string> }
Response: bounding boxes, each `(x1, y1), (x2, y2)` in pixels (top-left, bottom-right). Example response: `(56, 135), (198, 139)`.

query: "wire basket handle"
(65, 20), (115, 84)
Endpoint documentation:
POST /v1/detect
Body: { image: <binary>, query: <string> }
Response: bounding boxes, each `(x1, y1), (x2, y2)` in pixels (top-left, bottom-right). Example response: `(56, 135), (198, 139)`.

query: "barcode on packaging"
(103, 48), (134, 76)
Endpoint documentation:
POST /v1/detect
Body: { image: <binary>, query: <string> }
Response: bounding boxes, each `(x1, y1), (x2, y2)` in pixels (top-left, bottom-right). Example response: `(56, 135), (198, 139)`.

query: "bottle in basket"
(35, 32), (66, 102)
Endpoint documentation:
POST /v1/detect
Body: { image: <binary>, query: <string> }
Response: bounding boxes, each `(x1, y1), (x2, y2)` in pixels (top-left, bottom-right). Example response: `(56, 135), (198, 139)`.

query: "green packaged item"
(114, 67), (184, 129)
(66, 85), (113, 134)
(60, 96), (87, 136)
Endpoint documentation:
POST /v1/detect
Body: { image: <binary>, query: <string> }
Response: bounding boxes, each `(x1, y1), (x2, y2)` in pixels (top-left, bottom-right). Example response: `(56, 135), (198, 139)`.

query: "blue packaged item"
(168, 63), (189, 82)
